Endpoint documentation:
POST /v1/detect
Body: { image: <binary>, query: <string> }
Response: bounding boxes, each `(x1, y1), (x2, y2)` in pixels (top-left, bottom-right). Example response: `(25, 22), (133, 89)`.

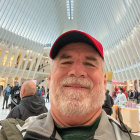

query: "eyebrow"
(85, 56), (98, 62)
(58, 54), (98, 62)
(59, 54), (72, 60)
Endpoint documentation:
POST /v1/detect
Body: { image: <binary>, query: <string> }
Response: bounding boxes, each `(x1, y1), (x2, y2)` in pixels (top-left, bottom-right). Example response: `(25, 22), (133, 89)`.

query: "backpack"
(0, 118), (25, 140)
(41, 91), (45, 95)
(0, 115), (41, 140)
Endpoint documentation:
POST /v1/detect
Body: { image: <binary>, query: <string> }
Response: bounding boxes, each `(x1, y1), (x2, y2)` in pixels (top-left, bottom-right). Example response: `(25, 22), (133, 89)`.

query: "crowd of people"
(0, 30), (139, 140)
(1, 82), (50, 110)
(112, 87), (140, 104)
(6, 80), (48, 121)
(102, 86), (140, 117)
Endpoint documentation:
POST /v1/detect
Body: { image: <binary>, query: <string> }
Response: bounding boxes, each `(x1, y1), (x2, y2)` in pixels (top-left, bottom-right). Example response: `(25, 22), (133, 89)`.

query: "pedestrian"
(102, 89), (114, 115)
(2, 84), (11, 109)
(115, 88), (127, 106)
(46, 88), (49, 102)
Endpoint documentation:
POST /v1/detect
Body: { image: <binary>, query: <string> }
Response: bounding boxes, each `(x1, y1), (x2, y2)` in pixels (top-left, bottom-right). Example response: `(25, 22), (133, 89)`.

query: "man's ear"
(104, 74), (107, 93)
(48, 76), (51, 89)
(20, 87), (24, 99)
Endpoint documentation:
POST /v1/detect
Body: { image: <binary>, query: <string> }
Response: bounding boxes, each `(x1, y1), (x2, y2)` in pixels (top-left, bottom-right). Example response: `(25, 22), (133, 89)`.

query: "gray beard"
(50, 77), (105, 116)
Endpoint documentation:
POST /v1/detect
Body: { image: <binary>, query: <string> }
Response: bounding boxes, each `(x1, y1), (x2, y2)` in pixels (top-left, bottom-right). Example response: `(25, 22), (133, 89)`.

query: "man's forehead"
(58, 42), (99, 55)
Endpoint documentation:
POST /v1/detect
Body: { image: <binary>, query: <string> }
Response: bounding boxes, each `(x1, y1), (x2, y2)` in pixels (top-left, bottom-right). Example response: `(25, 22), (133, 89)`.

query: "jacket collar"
(27, 110), (116, 140)
(27, 111), (62, 140)
(94, 110), (116, 140)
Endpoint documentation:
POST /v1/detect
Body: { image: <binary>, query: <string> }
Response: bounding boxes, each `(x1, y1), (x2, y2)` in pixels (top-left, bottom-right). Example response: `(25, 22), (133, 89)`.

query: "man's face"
(49, 43), (106, 116)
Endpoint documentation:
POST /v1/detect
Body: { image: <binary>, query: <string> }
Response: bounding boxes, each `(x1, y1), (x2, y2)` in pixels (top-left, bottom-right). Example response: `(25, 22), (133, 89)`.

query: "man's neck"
(51, 105), (102, 127)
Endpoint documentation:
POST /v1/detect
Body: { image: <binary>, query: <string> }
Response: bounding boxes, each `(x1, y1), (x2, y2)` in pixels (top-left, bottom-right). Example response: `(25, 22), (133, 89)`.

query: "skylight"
(66, 0), (74, 20)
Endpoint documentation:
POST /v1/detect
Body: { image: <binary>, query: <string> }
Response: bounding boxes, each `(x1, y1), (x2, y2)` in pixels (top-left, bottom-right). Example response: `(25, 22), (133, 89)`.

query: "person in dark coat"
(46, 88), (49, 102)
(134, 90), (140, 104)
(6, 80), (48, 121)
(102, 89), (114, 115)
(10, 82), (21, 109)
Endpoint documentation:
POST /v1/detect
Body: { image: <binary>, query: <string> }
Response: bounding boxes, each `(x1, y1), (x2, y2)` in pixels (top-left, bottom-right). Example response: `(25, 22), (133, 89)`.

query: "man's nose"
(68, 63), (87, 78)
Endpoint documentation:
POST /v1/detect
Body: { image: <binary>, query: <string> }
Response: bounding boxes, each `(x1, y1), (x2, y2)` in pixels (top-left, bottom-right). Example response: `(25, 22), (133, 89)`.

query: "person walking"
(102, 89), (114, 115)
(2, 84), (11, 109)
(46, 88), (49, 102)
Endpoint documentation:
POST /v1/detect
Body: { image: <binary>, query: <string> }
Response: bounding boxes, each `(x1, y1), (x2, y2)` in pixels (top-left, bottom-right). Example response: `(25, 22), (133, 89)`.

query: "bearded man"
(24, 30), (132, 140)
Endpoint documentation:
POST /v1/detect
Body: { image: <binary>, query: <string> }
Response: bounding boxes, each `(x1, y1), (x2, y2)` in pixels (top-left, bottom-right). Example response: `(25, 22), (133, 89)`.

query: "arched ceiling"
(0, 0), (140, 81)
(1, 0), (139, 47)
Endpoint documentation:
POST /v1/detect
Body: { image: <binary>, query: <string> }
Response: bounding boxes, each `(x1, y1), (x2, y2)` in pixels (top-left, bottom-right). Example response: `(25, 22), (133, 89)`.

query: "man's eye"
(84, 62), (95, 67)
(61, 61), (73, 65)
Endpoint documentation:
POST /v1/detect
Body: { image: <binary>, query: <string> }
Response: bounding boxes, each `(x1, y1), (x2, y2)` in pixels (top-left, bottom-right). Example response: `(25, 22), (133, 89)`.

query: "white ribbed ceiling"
(0, 0), (65, 45)
(0, 0), (139, 48)
(76, 0), (140, 50)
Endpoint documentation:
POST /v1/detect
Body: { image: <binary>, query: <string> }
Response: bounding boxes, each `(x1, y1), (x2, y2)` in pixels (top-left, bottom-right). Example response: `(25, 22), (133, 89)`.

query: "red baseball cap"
(49, 30), (104, 59)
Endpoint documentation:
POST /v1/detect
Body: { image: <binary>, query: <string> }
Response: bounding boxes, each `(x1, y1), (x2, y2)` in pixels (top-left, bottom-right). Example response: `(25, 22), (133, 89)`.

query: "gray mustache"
(60, 77), (93, 89)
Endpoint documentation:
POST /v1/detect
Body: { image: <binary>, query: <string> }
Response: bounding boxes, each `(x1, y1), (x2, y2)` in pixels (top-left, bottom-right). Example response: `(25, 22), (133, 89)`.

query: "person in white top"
(115, 88), (127, 106)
